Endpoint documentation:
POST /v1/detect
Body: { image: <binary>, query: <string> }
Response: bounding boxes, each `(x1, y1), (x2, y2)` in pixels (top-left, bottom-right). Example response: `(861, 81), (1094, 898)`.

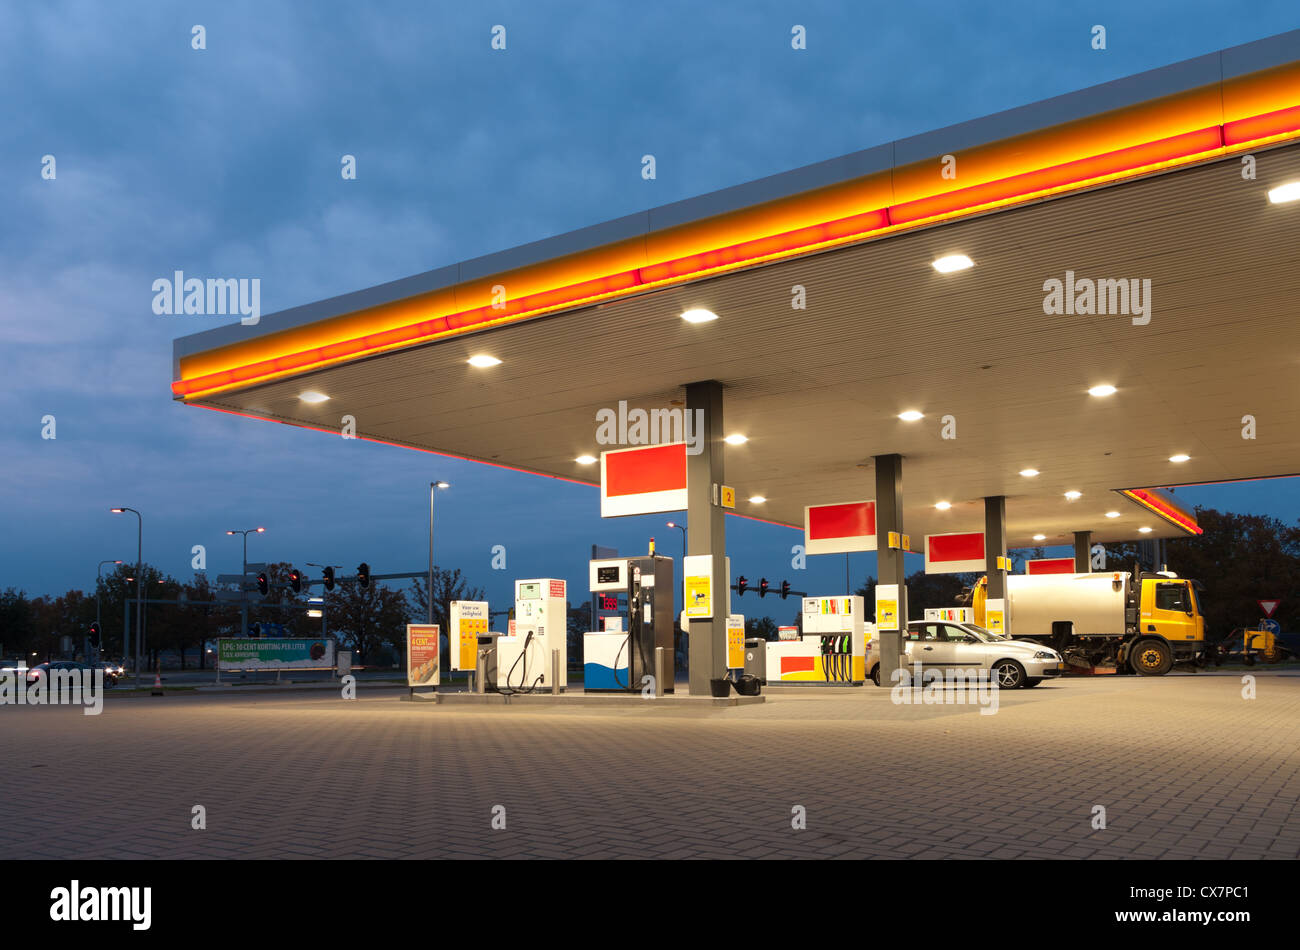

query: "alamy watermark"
(1, 668), (105, 715)
(890, 665), (1000, 716)
(595, 400), (704, 455)
(152, 271), (261, 325)
(1042, 270), (1150, 325)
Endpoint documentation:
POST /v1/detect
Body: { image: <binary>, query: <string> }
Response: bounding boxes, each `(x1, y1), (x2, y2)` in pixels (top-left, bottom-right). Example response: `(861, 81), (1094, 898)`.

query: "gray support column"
(1074, 531), (1092, 572)
(874, 454), (907, 687)
(686, 381), (727, 697)
(984, 496), (1009, 636)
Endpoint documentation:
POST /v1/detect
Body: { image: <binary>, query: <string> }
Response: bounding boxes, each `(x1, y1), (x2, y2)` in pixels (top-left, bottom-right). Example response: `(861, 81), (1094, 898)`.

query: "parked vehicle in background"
(26, 660), (117, 687)
(867, 619), (1064, 689)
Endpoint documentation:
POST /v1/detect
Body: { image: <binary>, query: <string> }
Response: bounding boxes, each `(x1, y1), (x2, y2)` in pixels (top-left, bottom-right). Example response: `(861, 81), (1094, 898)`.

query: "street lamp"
(226, 527), (265, 638)
(95, 559), (122, 659)
(429, 481), (450, 624)
(110, 507), (142, 685)
(665, 522), (687, 562)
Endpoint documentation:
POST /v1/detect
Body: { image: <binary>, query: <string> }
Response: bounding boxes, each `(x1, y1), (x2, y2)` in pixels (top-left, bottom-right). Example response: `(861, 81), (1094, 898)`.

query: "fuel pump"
(586, 555), (675, 692)
(497, 579), (568, 693)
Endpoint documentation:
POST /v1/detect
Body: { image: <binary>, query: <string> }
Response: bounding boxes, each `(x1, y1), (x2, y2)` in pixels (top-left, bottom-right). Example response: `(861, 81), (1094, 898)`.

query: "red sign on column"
(804, 501), (877, 554)
(1026, 557), (1075, 575)
(600, 443), (688, 518)
(925, 532), (986, 574)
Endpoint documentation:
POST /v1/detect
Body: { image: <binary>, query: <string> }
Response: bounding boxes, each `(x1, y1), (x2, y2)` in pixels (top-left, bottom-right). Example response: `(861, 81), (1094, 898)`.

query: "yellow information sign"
(877, 598), (898, 630)
(720, 485), (736, 509)
(458, 616), (488, 670)
(726, 615), (745, 669)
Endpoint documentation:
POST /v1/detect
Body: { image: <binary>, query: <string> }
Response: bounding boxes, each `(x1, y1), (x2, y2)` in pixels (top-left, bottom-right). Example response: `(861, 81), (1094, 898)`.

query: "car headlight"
(1033, 651), (1057, 659)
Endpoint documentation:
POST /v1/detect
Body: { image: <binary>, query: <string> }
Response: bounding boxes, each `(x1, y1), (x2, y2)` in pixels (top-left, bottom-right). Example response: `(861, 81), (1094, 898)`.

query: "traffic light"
(737, 576), (748, 596)
(781, 580), (791, 600)
(357, 563), (370, 589)
(323, 566), (335, 591)
(88, 622), (101, 649)
(289, 569), (302, 594)
(257, 572), (269, 596)
(759, 578), (770, 598)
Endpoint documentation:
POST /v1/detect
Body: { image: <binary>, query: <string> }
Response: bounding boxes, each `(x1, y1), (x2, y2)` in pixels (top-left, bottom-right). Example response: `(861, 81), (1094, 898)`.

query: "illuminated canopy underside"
(174, 36), (1300, 548)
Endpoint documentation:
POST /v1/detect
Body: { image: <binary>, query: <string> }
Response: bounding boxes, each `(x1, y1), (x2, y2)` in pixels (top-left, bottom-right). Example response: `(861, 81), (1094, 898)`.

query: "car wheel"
(992, 660), (1026, 689)
(870, 664), (880, 687)
(1130, 639), (1173, 676)
(1023, 677), (1042, 688)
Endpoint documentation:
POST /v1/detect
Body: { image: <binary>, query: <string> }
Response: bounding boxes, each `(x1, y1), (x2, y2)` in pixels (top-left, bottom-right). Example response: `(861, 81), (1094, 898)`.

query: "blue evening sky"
(3, 2), (1296, 622)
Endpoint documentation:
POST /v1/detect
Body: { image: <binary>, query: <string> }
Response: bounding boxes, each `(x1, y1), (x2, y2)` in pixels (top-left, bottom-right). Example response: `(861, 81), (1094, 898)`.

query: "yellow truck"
(964, 570), (1206, 675)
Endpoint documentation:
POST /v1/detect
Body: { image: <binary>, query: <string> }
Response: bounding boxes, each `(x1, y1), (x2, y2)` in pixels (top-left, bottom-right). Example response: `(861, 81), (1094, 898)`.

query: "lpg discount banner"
(406, 624), (440, 687)
(600, 442), (687, 518)
(217, 638), (334, 671)
(804, 500), (876, 555)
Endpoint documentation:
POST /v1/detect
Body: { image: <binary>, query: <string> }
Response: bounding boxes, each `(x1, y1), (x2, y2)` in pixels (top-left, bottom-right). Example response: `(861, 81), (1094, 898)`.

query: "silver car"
(868, 620), (1064, 688)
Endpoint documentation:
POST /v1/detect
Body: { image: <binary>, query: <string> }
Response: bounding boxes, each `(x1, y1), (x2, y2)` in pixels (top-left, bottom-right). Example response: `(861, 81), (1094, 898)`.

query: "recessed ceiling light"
(935, 501), (952, 511)
(681, 308), (718, 324)
(299, 391), (329, 404)
(1169, 454), (1190, 463)
(724, 434), (748, 445)
(575, 455), (596, 465)
(1088, 384), (1117, 397)
(932, 254), (974, 273)
(1033, 534), (1047, 541)
(1064, 490), (1082, 500)
(1267, 182), (1300, 204)
(1138, 526), (1153, 534)
(1019, 468), (1039, 478)
(748, 495), (766, 504)
(467, 354), (502, 368)
(1105, 511), (1120, 518)
(898, 410), (924, 422)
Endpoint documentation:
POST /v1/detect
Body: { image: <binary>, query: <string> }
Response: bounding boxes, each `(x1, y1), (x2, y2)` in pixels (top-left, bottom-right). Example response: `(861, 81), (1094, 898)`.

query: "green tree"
(405, 567), (487, 633)
(0, 588), (35, 659)
(327, 580), (410, 664)
(1164, 508), (1300, 638)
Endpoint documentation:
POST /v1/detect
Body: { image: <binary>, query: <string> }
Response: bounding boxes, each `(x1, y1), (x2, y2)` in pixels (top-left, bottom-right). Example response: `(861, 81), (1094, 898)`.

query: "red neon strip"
(1223, 103), (1300, 146)
(174, 108), (1297, 400)
(1121, 489), (1203, 535)
(891, 126), (1224, 225)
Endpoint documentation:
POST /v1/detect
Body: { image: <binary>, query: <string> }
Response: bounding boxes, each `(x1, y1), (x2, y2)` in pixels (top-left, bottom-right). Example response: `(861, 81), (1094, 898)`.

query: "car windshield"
(960, 624), (1008, 641)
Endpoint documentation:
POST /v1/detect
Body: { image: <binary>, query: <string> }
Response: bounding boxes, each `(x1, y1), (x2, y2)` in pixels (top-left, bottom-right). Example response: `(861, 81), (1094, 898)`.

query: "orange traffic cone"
(151, 668), (164, 696)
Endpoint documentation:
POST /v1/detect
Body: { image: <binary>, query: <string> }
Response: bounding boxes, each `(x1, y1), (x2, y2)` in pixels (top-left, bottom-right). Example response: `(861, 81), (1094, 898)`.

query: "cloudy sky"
(3, 1), (1297, 620)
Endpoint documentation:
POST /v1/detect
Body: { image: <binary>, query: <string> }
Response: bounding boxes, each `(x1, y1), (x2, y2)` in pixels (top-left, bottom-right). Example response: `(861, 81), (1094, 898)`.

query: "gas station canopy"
(173, 30), (1300, 548)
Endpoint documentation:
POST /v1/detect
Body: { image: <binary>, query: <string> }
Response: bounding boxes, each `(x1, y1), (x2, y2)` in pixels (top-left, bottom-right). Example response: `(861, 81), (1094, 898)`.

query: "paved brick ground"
(3, 672), (1298, 859)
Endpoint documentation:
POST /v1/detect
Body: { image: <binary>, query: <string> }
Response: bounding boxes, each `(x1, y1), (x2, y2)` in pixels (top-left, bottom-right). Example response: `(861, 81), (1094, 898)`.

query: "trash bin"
(744, 638), (767, 683)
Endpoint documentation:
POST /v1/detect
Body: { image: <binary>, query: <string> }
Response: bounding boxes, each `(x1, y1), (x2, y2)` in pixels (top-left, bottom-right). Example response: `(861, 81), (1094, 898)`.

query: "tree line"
(0, 562), (487, 667)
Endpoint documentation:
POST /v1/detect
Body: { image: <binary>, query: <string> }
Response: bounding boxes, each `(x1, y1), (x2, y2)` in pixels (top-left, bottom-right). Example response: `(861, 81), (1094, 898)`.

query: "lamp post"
(226, 527), (265, 638)
(665, 522), (687, 561)
(110, 507), (142, 685)
(428, 481), (450, 624)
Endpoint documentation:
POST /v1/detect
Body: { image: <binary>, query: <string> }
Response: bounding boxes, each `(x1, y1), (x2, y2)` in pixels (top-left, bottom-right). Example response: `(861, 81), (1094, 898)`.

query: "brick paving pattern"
(2, 673), (1297, 859)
